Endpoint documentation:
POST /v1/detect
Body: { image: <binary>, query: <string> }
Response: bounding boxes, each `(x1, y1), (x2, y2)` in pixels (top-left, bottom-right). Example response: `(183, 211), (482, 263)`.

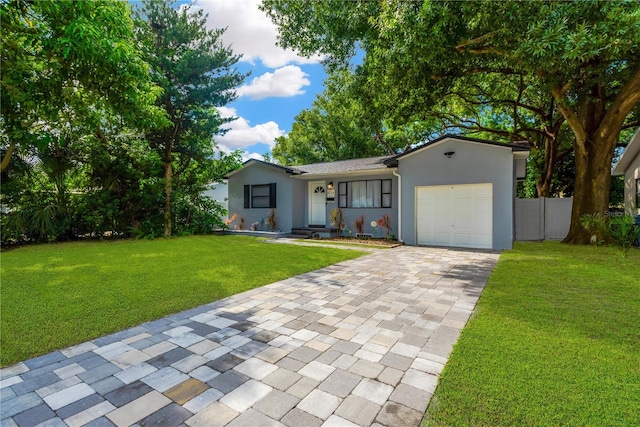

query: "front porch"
(290, 226), (339, 239)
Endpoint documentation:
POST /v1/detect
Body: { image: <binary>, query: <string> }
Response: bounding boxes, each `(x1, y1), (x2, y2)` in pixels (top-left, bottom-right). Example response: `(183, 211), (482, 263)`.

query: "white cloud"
(217, 143), (264, 162)
(215, 107), (284, 150)
(236, 65), (310, 100)
(244, 152), (265, 161)
(195, 0), (322, 68)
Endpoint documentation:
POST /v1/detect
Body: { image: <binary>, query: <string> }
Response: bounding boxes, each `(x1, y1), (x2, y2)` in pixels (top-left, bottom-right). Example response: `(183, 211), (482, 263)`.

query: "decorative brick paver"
(0, 246), (498, 426)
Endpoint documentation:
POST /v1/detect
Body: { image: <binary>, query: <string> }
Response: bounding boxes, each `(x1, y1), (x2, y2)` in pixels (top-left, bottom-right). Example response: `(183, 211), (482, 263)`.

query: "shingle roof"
(292, 156), (393, 175)
(384, 134), (530, 166)
(226, 134), (530, 178)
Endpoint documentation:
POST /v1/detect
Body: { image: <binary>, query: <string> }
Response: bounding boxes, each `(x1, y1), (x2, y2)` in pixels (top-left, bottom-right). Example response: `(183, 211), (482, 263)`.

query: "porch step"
(290, 228), (314, 239)
(290, 227), (339, 239)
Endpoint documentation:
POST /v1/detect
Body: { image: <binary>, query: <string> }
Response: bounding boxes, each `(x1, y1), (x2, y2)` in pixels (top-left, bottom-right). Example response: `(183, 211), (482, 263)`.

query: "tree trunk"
(535, 135), (556, 197)
(163, 160), (172, 237)
(553, 66), (640, 244)
(562, 134), (615, 244)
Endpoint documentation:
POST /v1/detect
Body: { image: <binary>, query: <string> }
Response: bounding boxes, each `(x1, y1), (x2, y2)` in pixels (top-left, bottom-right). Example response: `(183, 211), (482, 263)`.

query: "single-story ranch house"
(612, 127), (640, 216)
(226, 135), (529, 250)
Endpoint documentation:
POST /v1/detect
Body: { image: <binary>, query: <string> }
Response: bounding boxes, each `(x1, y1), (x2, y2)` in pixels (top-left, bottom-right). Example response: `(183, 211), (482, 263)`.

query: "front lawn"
(423, 242), (640, 426)
(0, 235), (364, 366)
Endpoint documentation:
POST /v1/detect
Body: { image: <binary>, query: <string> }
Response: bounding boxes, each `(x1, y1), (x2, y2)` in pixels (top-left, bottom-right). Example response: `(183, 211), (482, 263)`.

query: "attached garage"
(386, 135), (529, 250)
(416, 184), (493, 249)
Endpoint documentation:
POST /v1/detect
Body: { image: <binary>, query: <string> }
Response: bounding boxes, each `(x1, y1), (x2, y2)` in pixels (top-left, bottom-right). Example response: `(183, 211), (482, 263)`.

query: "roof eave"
(612, 127), (640, 175)
(390, 134), (531, 162)
(290, 168), (395, 178)
(224, 159), (301, 179)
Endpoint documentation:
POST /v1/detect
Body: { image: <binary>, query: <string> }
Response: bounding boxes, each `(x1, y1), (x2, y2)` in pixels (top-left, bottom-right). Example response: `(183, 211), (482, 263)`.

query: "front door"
(309, 181), (326, 226)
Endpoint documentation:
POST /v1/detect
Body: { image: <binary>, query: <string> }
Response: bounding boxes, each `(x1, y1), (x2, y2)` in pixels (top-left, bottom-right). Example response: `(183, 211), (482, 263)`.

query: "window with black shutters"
(244, 183), (276, 208)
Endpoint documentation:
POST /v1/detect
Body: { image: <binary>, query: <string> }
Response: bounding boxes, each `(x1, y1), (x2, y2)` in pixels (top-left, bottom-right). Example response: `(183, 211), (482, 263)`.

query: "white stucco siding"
(623, 152), (640, 215)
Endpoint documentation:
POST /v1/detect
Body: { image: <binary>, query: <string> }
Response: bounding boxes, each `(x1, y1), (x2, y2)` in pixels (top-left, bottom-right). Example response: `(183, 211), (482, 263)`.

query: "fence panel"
(515, 197), (572, 241)
(515, 198), (544, 240)
(544, 198), (573, 240)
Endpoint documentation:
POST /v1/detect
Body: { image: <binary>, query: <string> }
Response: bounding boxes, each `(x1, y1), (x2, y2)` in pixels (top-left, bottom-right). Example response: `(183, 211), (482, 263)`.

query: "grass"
(422, 242), (640, 426)
(0, 235), (365, 367)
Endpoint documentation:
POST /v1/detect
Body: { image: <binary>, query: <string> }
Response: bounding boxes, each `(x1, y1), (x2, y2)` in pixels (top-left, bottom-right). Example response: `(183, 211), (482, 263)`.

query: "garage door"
(416, 183), (493, 249)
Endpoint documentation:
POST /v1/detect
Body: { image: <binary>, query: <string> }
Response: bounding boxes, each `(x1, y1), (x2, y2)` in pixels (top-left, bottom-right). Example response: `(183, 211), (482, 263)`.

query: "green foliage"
(1, 0), (165, 170)
(135, 0), (247, 236)
(580, 213), (609, 244)
(608, 216), (639, 256)
(173, 192), (227, 236)
(0, 236), (364, 365)
(272, 70), (392, 165)
(262, 0), (640, 242)
(423, 242), (640, 425)
(1, 1), (244, 246)
(3, 201), (68, 243)
(580, 213), (639, 256)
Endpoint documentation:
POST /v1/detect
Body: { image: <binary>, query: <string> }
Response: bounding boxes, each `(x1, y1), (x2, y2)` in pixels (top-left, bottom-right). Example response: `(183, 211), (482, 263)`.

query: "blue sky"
(185, 0), (328, 161)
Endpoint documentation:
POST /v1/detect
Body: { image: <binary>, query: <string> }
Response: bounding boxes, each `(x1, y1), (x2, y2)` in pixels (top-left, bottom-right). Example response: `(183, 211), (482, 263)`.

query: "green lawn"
(0, 235), (364, 366)
(422, 242), (640, 426)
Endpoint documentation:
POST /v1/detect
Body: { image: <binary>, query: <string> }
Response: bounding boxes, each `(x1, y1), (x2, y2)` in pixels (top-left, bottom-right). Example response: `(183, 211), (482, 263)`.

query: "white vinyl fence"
(515, 197), (573, 241)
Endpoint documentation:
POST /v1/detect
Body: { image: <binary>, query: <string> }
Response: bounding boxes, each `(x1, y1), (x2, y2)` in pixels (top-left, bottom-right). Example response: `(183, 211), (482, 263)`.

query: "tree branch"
(551, 83), (587, 149)
(455, 31), (503, 55)
(599, 65), (640, 138)
(0, 141), (16, 172)
(448, 91), (547, 117)
(431, 68), (521, 80)
(622, 120), (640, 130)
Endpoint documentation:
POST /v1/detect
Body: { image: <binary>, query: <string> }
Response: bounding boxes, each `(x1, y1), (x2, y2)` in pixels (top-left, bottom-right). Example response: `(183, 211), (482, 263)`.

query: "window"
(244, 183), (276, 208)
(338, 179), (392, 208)
(636, 178), (640, 209)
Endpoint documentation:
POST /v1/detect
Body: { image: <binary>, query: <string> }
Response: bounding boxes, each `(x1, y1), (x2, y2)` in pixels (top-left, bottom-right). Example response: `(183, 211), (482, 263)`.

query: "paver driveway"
(1, 246), (498, 427)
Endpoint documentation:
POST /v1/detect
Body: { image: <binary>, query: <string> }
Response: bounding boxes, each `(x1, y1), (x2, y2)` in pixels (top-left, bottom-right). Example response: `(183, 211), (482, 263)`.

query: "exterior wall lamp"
(444, 151), (455, 158)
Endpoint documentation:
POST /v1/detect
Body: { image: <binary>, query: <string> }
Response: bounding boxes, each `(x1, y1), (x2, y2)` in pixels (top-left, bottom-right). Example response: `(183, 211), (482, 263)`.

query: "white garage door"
(416, 183), (493, 249)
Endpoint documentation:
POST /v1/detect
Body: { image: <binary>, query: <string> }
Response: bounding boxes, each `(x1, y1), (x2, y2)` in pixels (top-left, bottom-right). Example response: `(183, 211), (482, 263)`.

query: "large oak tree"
(262, 0), (640, 243)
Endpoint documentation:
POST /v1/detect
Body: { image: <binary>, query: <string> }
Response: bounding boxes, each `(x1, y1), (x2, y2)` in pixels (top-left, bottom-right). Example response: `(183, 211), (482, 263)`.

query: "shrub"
(353, 215), (365, 235)
(329, 208), (345, 235)
(581, 213), (639, 256)
(378, 214), (393, 239)
(265, 209), (277, 231)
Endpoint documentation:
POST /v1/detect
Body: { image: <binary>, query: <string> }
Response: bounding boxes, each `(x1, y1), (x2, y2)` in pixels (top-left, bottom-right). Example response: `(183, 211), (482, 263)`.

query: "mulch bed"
(315, 237), (402, 247)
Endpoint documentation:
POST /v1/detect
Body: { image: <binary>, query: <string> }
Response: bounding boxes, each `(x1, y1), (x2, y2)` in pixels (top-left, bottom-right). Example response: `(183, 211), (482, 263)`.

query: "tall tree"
(1, 0), (163, 171)
(273, 70), (384, 165)
(262, 0), (640, 243)
(273, 69), (433, 165)
(136, 0), (246, 236)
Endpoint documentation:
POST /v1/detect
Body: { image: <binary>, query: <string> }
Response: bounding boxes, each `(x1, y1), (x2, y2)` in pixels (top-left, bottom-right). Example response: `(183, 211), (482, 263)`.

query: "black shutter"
(244, 185), (250, 208)
(269, 183), (276, 208)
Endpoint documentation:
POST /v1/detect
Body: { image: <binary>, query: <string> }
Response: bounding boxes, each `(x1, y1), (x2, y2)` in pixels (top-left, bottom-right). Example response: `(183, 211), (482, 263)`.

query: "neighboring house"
(226, 135), (529, 250)
(612, 128), (640, 216)
(203, 181), (228, 211)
